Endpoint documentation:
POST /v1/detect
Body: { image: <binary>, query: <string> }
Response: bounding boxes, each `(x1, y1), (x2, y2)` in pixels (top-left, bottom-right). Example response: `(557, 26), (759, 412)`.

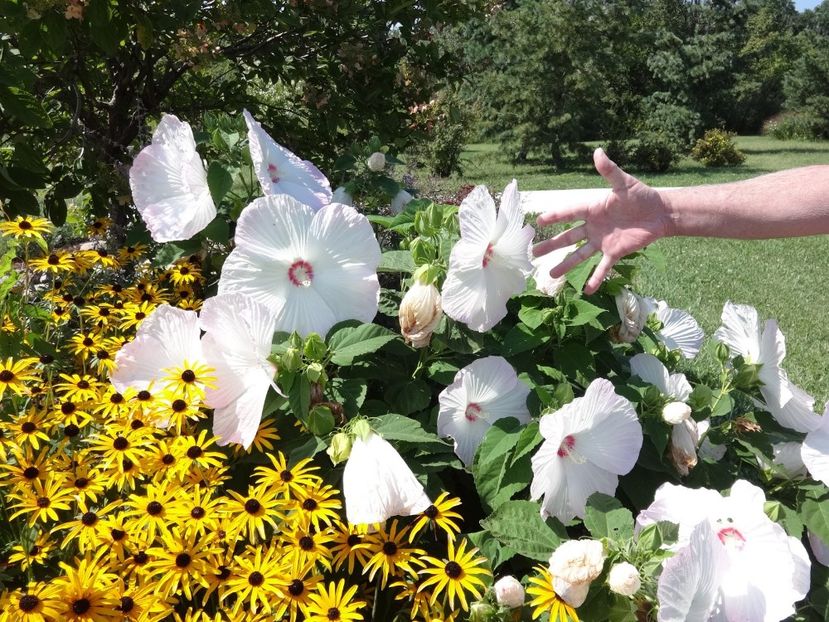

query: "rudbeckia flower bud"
(608, 562), (641, 596)
(399, 280), (443, 349)
(367, 151), (386, 171)
(662, 401), (692, 425)
(494, 575), (525, 608)
(612, 288), (647, 343)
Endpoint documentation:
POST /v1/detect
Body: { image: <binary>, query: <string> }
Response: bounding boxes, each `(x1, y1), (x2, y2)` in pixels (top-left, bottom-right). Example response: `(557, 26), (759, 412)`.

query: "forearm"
(661, 165), (829, 239)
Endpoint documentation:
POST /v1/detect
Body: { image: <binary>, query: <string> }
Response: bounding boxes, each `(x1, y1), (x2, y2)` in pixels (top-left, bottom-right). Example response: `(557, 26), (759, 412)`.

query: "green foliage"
(764, 111), (829, 140)
(691, 129), (746, 168)
(630, 132), (681, 173)
(409, 88), (471, 177)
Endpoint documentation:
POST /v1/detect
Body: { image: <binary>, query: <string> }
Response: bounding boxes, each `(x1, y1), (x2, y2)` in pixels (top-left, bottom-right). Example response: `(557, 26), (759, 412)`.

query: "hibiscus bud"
(548, 539), (606, 585)
(399, 280), (443, 349)
(391, 189), (413, 214)
(494, 575), (525, 608)
(327, 432), (353, 465)
(662, 401), (692, 425)
(352, 419), (372, 441)
(468, 602), (498, 622)
(306, 362), (325, 384)
(608, 562), (641, 596)
(552, 577), (590, 608)
(303, 333), (327, 361)
(366, 151), (386, 171)
(670, 418), (699, 476)
(281, 347), (302, 372)
(611, 289), (647, 343)
(715, 341), (730, 363)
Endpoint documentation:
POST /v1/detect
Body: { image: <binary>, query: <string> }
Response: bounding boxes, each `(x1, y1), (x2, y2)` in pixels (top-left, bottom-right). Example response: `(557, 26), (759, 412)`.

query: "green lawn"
(434, 136), (829, 403)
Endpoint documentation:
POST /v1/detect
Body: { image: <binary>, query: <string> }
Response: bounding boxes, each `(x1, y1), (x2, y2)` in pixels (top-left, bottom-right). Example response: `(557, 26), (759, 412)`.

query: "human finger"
(593, 148), (634, 192)
(549, 242), (596, 278)
(536, 202), (591, 227)
(532, 224), (587, 257)
(583, 252), (616, 295)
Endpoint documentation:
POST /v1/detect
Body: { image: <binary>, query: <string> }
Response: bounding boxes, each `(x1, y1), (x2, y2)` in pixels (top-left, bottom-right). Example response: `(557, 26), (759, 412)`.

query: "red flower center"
(717, 526), (746, 550)
(557, 434), (576, 458)
(268, 162), (280, 183)
(288, 260), (314, 288)
(465, 403), (481, 422)
(482, 243), (494, 268)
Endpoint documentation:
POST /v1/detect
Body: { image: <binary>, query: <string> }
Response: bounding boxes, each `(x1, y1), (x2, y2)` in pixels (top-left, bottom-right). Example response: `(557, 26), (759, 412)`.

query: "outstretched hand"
(533, 148), (673, 295)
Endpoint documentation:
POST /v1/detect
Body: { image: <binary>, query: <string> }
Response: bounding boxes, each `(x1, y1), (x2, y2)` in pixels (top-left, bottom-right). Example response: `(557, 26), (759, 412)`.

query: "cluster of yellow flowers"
(0, 215), (497, 622)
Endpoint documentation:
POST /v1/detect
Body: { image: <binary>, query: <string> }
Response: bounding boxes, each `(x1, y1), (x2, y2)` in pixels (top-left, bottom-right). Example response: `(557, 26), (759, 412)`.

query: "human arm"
(532, 148), (829, 295)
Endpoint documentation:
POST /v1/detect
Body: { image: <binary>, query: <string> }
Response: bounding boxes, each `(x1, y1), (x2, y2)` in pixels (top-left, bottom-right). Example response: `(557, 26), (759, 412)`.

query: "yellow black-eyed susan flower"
(363, 519), (424, 588)
(305, 579), (366, 622)
(527, 565), (580, 622)
(0, 215), (53, 242)
(417, 537), (491, 612)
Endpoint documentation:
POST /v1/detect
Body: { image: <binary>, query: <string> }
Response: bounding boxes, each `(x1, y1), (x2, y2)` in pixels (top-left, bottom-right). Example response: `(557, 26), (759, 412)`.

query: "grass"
(428, 136), (829, 403)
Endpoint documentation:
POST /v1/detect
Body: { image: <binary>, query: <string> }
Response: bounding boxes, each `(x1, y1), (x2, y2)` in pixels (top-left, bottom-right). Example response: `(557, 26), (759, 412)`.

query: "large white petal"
(802, 408), (829, 485)
(757, 319), (793, 408)
(457, 185), (496, 248)
(636, 483), (724, 548)
(532, 244), (576, 296)
(111, 305), (202, 391)
(629, 353), (671, 395)
(342, 433), (430, 524)
(764, 379), (820, 433)
(530, 439), (569, 521)
(442, 263), (506, 332)
(655, 302), (705, 359)
(129, 114), (215, 243)
(657, 520), (726, 622)
(244, 110), (331, 209)
(562, 459), (620, 520)
(211, 378), (273, 449)
(308, 203), (382, 271)
(713, 301), (761, 362)
(200, 294), (277, 361)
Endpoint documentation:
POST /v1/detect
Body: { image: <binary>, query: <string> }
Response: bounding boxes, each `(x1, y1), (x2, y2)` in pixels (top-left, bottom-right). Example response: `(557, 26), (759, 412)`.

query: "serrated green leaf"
(288, 374), (311, 422)
(481, 500), (564, 561)
(565, 254), (600, 292)
(378, 250), (415, 273)
(567, 298), (607, 327)
(584, 493), (634, 541)
(518, 304), (551, 330)
(0, 86), (51, 128)
(501, 323), (548, 356)
(372, 413), (446, 447)
(510, 420), (542, 467)
(473, 418), (526, 512)
(384, 379), (431, 415)
(328, 378), (367, 418)
(764, 500), (803, 539)
(801, 487), (829, 546)
(327, 323), (398, 365)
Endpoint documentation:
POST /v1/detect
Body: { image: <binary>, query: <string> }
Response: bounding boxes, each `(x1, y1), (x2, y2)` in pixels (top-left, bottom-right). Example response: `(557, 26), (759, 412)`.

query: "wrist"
(657, 189), (680, 238)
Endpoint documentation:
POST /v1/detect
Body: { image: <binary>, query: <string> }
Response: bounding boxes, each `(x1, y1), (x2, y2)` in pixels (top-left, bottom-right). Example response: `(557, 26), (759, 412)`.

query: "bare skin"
(533, 148), (829, 295)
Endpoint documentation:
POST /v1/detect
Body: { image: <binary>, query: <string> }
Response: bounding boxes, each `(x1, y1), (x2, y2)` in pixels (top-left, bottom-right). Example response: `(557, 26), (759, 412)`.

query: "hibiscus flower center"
(288, 260), (314, 288)
(267, 162), (280, 183)
(465, 403), (482, 422)
(717, 526), (746, 551)
(557, 434), (576, 458)
(482, 243), (495, 268)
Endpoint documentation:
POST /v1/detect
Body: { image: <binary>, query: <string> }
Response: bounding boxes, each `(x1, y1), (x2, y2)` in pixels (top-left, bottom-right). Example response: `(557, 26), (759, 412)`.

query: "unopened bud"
(399, 280), (442, 349)
(352, 419), (372, 441)
(608, 562), (641, 596)
(662, 401), (692, 425)
(303, 333), (327, 362)
(366, 151), (386, 172)
(612, 289), (647, 344)
(327, 433), (353, 465)
(494, 575), (525, 608)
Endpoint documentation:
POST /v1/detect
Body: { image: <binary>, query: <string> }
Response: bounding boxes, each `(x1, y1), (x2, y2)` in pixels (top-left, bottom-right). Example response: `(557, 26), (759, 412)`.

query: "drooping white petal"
(218, 195), (380, 337)
(437, 356), (530, 467)
(713, 301), (761, 362)
(111, 305), (202, 391)
(652, 300), (705, 359)
(657, 520), (726, 622)
(342, 432), (430, 524)
(802, 406), (829, 485)
(244, 110), (332, 209)
(532, 244), (575, 296)
(199, 294), (278, 448)
(629, 353), (671, 395)
(129, 114), (216, 242)
(762, 378), (820, 433)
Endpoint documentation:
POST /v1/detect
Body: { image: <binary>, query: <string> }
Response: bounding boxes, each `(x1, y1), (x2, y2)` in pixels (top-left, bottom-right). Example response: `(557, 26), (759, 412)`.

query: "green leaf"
(87, 0), (121, 55)
(764, 500), (803, 539)
(567, 298), (608, 327)
(583, 493), (634, 541)
(501, 323), (548, 356)
(637, 520), (679, 551)
(287, 374), (311, 422)
(565, 254), (600, 292)
(207, 162), (234, 205)
(307, 405), (335, 436)
(466, 530), (517, 569)
(427, 360), (459, 384)
(378, 249), (415, 273)
(384, 380), (431, 416)
(201, 217), (229, 244)
(327, 323), (398, 365)
(801, 486), (829, 546)
(328, 378), (367, 418)
(372, 413), (446, 447)
(518, 304), (551, 330)
(0, 86), (51, 127)
(481, 500), (564, 562)
(473, 418), (526, 512)
(510, 420), (542, 467)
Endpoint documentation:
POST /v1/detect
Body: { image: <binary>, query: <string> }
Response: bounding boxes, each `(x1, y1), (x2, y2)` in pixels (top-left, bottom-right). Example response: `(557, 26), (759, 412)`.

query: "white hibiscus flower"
(129, 114), (216, 242)
(342, 431), (431, 525)
(641, 480), (810, 622)
(437, 356), (531, 468)
(218, 195), (381, 338)
(442, 181), (534, 332)
(200, 294), (279, 449)
(802, 402), (829, 486)
(530, 378), (642, 523)
(643, 298), (705, 359)
(629, 353), (692, 403)
(111, 304), (207, 394)
(713, 301), (821, 433)
(531, 243), (576, 297)
(244, 110), (332, 209)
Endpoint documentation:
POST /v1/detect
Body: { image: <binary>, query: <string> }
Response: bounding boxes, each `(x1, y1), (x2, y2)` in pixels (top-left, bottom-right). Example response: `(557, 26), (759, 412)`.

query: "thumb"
(593, 148), (631, 192)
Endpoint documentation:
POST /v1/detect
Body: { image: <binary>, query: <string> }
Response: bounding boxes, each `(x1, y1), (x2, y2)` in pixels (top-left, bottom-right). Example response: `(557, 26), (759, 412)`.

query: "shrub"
(410, 89), (470, 177)
(630, 132), (681, 172)
(690, 129), (746, 167)
(763, 111), (829, 141)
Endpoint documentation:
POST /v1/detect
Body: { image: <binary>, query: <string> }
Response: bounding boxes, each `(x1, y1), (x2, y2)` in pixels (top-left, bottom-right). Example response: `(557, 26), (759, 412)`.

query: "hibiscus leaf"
(764, 500), (803, 538)
(565, 254), (600, 292)
(800, 486), (829, 546)
(372, 413), (446, 448)
(584, 493), (634, 541)
(481, 500), (565, 562)
(377, 250), (415, 273)
(207, 161), (233, 205)
(384, 380), (431, 416)
(501, 323), (548, 356)
(328, 378), (367, 418)
(518, 303), (551, 330)
(287, 374), (311, 422)
(473, 418), (526, 513)
(466, 529), (518, 569)
(509, 420), (542, 467)
(327, 323), (398, 365)
(567, 299), (609, 328)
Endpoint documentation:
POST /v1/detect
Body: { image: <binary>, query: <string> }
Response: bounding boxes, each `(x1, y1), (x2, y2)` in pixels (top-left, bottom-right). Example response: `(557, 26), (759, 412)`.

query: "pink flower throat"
(268, 163), (280, 183)
(482, 243), (494, 268)
(288, 260), (314, 288)
(717, 526), (746, 549)
(465, 403), (481, 422)
(557, 434), (576, 458)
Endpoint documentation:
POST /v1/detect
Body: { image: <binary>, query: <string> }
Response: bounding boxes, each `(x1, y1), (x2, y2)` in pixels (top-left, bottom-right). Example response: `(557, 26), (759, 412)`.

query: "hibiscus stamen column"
(288, 260), (314, 288)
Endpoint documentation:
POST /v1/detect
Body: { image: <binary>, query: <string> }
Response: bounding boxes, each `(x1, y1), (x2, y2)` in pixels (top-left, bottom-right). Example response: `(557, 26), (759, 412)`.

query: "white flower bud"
(662, 401), (692, 425)
(391, 189), (413, 214)
(670, 418), (699, 476)
(493, 575), (525, 608)
(612, 289), (647, 343)
(331, 186), (353, 206)
(366, 151), (386, 172)
(399, 280), (442, 348)
(608, 562), (641, 596)
(552, 577), (590, 608)
(548, 539), (606, 585)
